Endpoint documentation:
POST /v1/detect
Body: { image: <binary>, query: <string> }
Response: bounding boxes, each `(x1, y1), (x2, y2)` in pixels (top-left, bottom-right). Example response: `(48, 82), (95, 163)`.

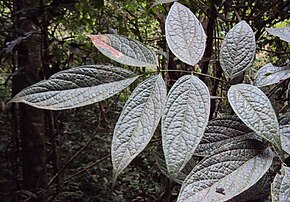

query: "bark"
(12, 0), (48, 201)
(200, 0), (218, 82)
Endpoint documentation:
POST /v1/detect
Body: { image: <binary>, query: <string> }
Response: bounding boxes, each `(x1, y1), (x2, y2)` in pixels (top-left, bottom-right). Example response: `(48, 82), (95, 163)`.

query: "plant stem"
(158, 69), (225, 82)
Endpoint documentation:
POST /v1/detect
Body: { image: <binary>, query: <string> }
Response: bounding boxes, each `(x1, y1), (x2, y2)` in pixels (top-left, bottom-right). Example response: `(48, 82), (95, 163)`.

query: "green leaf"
(162, 75), (210, 177)
(151, 0), (178, 9)
(88, 34), (158, 67)
(195, 116), (261, 156)
(177, 140), (274, 202)
(9, 65), (138, 110)
(266, 26), (290, 42)
(228, 84), (281, 149)
(220, 21), (256, 79)
(255, 63), (290, 87)
(165, 2), (206, 66)
(112, 75), (166, 180)
(271, 166), (290, 201)
(280, 125), (290, 155)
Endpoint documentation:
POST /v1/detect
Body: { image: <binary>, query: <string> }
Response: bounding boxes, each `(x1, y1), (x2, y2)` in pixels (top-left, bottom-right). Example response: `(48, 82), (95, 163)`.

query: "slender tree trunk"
(200, 0), (218, 82)
(12, 0), (48, 201)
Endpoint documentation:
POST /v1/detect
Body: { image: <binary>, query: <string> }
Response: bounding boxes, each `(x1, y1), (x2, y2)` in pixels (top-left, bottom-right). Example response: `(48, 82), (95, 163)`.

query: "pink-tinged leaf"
(88, 34), (158, 67)
(88, 35), (124, 58)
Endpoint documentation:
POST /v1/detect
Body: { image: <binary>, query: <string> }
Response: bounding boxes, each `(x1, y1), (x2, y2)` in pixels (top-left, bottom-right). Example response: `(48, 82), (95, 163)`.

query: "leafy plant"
(9, 2), (290, 201)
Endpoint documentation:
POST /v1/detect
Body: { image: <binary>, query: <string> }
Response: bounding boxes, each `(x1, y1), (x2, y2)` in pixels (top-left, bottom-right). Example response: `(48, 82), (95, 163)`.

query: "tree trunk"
(12, 0), (48, 201)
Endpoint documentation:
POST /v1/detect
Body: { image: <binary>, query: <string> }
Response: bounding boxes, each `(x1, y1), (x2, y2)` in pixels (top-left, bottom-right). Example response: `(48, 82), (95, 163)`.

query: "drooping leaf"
(88, 34), (158, 67)
(165, 2), (206, 66)
(220, 21), (256, 79)
(266, 26), (290, 42)
(255, 63), (290, 87)
(155, 147), (200, 184)
(271, 166), (290, 202)
(177, 140), (274, 202)
(228, 173), (271, 202)
(195, 116), (261, 156)
(162, 75), (210, 177)
(112, 75), (166, 180)
(280, 125), (290, 155)
(151, 0), (178, 9)
(228, 84), (281, 149)
(9, 65), (138, 110)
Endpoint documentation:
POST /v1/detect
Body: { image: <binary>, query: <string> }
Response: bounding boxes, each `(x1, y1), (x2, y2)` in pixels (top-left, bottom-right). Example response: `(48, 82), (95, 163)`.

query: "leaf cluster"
(7, 1), (290, 201)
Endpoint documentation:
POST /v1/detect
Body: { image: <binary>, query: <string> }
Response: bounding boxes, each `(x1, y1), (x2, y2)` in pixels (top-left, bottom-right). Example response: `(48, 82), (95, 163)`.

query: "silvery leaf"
(255, 63), (290, 87)
(195, 116), (260, 156)
(271, 166), (290, 201)
(228, 173), (271, 202)
(112, 75), (166, 180)
(280, 125), (290, 155)
(155, 147), (200, 184)
(177, 140), (274, 201)
(266, 27), (290, 42)
(220, 21), (256, 79)
(165, 2), (206, 66)
(89, 34), (158, 67)
(228, 84), (281, 149)
(10, 65), (138, 110)
(162, 74), (210, 177)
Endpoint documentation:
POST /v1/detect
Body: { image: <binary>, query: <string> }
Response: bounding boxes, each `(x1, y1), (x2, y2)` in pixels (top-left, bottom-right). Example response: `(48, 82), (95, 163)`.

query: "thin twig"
(24, 155), (110, 202)
(256, 48), (290, 55)
(158, 69), (226, 82)
(47, 96), (118, 187)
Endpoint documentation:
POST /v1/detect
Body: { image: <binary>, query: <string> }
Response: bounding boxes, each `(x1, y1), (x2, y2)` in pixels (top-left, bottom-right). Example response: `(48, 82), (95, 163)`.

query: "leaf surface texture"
(271, 166), (290, 201)
(255, 63), (290, 87)
(162, 75), (210, 176)
(165, 2), (206, 66)
(220, 21), (256, 79)
(195, 116), (260, 156)
(266, 27), (290, 42)
(228, 84), (280, 148)
(10, 65), (138, 110)
(177, 140), (274, 201)
(89, 34), (158, 67)
(280, 125), (290, 155)
(112, 75), (166, 179)
(155, 147), (200, 184)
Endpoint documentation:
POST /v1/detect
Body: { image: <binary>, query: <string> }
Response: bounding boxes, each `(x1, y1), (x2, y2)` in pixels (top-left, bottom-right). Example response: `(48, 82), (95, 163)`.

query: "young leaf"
(162, 75), (210, 177)
(165, 2), (206, 66)
(177, 140), (274, 202)
(271, 166), (290, 202)
(266, 26), (290, 42)
(255, 63), (290, 87)
(220, 21), (256, 79)
(9, 65), (138, 110)
(112, 75), (166, 180)
(88, 34), (158, 67)
(228, 84), (281, 149)
(195, 116), (260, 156)
(280, 125), (290, 155)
